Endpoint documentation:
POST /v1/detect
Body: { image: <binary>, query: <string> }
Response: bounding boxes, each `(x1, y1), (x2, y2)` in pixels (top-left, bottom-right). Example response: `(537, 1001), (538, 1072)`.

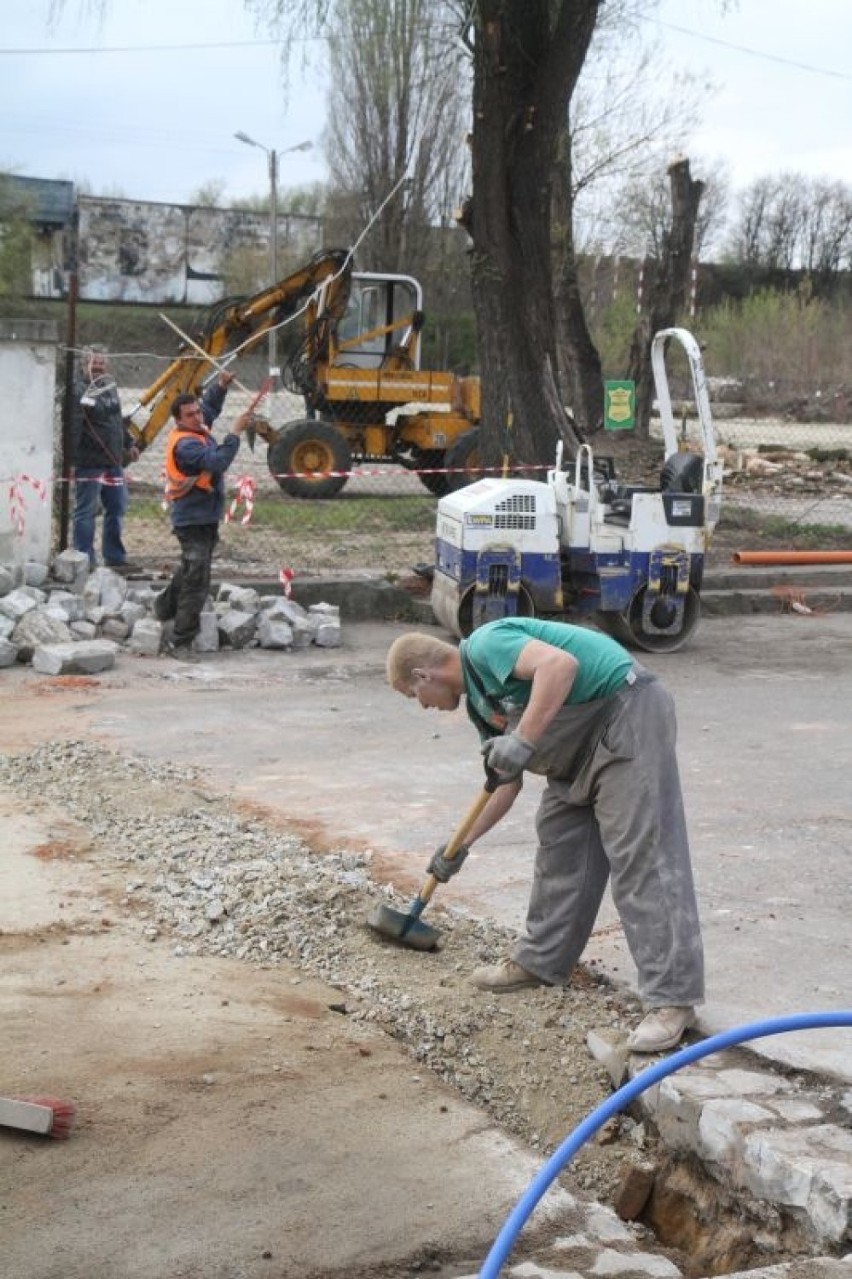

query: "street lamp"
(234, 131), (314, 381)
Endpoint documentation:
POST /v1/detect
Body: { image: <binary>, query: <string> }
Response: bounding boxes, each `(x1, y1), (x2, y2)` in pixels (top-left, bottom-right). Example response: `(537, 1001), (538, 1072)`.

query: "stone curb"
(279, 564), (852, 628)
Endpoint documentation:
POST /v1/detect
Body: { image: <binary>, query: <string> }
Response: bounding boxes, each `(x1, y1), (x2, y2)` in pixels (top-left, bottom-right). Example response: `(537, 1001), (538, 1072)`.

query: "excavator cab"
(334, 274), (423, 370)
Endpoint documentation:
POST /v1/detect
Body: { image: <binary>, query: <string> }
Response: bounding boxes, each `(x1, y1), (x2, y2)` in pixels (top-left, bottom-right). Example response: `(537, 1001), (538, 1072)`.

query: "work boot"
(626, 1006), (695, 1053)
(469, 959), (547, 992)
(163, 640), (201, 664)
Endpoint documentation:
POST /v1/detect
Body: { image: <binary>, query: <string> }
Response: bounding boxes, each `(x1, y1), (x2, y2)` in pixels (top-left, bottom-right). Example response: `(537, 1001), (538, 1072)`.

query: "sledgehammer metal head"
(366, 900), (441, 952)
(365, 779), (498, 954)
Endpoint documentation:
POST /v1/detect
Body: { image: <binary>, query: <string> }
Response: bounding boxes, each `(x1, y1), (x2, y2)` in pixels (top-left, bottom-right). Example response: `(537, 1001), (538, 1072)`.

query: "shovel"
(366, 773), (498, 952)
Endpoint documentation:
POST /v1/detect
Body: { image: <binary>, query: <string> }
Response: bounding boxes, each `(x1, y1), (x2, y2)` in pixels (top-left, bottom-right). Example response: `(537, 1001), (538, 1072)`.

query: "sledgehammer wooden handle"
(417, 784), (494, 908)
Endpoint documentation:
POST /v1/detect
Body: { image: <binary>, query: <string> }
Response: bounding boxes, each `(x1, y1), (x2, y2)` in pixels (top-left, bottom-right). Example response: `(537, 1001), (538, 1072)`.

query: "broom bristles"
(12, 1096), (77, 1140)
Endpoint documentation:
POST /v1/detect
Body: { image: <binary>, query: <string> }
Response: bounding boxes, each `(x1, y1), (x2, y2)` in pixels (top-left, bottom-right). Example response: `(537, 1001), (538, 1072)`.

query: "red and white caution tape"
(279, 567), (294, 597)
(8, 474), (48, 538)
(224, 474), (256, 525)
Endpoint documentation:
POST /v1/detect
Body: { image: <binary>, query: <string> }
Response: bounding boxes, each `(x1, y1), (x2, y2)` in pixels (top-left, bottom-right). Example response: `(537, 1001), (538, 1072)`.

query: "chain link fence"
(51, 348), (852, 585)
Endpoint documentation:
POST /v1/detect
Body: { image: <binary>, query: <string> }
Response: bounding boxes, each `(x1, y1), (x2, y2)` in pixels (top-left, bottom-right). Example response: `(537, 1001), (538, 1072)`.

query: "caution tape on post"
(8, 474), (48, 538)
(224, 475), (256, 525)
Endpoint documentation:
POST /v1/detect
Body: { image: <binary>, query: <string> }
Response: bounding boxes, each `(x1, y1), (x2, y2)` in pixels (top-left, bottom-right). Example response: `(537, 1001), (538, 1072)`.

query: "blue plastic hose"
(479, 1010), (852, 1279)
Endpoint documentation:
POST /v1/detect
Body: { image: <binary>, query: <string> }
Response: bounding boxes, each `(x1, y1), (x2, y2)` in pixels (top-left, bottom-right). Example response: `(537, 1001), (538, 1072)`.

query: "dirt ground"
(0, 667), (663, 1279)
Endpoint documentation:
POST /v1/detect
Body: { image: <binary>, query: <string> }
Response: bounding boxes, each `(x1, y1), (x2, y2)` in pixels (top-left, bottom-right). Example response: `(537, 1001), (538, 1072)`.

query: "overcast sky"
(1, 0), (851, 208)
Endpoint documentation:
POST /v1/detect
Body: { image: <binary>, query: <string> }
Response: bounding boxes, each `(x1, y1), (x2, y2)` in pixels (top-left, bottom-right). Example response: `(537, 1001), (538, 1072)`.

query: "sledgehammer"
(366, 774), (498, 952)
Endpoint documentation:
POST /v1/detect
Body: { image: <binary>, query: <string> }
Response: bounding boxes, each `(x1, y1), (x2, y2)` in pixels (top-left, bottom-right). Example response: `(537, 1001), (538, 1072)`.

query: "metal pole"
(59, 206), (80, 551)
(269, 147), (279, 383)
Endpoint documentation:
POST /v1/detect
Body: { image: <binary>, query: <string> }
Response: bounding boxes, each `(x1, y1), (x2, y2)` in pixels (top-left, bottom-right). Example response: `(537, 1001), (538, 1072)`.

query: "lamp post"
(234, 131), (314, 382)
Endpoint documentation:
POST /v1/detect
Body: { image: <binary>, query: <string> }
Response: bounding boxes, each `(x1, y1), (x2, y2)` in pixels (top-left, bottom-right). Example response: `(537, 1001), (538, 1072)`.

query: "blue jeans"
(72, 466), (129, 566)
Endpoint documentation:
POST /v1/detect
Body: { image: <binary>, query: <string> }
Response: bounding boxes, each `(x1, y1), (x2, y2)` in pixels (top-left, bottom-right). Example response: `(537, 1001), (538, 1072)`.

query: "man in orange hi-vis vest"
(154, 381), (254, 661)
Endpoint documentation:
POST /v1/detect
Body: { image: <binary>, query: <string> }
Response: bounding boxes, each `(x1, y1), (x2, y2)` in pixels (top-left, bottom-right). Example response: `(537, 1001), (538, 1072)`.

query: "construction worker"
(386, 618), (704, 1054)
(70, 345), (139, 570)
(155, 375), (251, 661)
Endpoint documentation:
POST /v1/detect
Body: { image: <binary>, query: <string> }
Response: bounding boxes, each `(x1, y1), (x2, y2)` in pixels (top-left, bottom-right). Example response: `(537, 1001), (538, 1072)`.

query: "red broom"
(0, 1095), (77, 1139)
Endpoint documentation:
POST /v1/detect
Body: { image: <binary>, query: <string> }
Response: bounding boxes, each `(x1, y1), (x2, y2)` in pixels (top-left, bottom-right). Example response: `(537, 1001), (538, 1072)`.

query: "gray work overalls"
(468, 663), (705, 1008)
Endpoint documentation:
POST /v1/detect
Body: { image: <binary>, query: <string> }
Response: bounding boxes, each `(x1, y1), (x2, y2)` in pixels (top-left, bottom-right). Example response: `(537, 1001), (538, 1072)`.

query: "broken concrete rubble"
(0, 549), (342, 671)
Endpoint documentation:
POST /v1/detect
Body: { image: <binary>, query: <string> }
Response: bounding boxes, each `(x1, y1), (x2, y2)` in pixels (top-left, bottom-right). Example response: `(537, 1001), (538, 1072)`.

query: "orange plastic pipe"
(732, 550), (852, 565)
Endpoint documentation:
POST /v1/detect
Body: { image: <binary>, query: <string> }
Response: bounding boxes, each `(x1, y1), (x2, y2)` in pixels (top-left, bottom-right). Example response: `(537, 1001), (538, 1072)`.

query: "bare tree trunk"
(469, 1), (599, 471)
(552, 135), (603, 437)
(627, 157), (704, 437)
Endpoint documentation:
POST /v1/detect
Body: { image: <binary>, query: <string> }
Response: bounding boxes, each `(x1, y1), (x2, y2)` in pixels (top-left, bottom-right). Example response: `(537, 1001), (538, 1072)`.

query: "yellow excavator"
(124, 247), (480, 498)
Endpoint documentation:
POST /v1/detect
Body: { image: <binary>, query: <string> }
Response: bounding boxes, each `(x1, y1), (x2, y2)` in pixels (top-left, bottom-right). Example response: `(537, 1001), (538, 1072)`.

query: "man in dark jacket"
(70, 346), (139, 569)
(154, 377), (252, 661)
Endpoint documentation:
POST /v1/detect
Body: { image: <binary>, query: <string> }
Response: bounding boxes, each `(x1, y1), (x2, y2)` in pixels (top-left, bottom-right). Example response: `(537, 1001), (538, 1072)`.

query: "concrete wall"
(0, 320), (59, 566)
(77, 196), (323, 304)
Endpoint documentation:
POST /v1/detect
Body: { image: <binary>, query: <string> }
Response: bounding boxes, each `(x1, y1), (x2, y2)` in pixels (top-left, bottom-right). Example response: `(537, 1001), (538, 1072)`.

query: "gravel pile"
(0, 738), (654, 1205)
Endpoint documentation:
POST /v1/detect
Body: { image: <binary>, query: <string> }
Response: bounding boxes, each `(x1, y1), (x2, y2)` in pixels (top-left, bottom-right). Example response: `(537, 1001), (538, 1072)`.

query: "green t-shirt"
(461, 618), (633, 720)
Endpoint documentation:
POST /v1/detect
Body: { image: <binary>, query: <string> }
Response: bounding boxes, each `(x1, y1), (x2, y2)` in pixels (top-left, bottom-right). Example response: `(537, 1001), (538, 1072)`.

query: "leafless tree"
(728, 174), (852, 276)
(322, 0), (469, 277)
(609, 157), (729, 262)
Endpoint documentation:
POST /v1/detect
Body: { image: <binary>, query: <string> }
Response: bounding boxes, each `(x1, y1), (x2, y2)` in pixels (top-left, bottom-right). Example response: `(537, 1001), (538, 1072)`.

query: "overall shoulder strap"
(459, 642), (508, 737)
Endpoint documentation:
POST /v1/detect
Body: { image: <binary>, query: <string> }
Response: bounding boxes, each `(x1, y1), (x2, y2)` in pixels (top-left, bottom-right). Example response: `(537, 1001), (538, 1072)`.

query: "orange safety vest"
(164, 426), (215, 502)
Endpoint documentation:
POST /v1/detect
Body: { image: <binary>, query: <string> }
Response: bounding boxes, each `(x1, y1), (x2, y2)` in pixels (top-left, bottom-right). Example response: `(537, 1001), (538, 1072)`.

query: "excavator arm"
(124, 247), (352, 451)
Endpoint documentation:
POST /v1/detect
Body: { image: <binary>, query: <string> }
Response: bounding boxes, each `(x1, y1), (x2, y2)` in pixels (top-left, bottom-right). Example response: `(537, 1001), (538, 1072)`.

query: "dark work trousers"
(158, 524), (218, 645)
(511, 671), (705, 1009)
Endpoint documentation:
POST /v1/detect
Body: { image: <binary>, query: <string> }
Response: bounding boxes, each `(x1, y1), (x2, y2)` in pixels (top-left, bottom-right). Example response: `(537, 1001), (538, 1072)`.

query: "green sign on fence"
(604, 380), (635, 431)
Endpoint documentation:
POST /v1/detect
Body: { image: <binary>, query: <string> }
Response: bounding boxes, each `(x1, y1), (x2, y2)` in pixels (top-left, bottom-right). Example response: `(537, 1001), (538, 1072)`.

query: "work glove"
(427, 842), (471, 883)
(481, 731), (535, 782)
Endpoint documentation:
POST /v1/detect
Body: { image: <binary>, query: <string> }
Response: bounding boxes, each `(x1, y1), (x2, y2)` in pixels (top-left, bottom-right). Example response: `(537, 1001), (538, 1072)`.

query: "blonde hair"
(386, 632), (457, 689)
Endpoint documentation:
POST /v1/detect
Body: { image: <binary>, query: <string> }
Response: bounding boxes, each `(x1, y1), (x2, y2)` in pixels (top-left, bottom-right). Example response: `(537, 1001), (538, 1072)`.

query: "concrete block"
(47, 590), (86, 622)
(84, 567), (127, 613)
(120, 601), (147, 628)
(128, 617), (162, 657)
(714, 1069), (794, 1098)
(217, 609), (257, 648)
(70, 620), (98, 640)
(290, 618), (313, 649)
(102, 618), (130, 640)
(195, 611), (220, 653)
(314, 618), (341, 648)
(0, 587), (39, 621)
(257, 615), (294, 649)
(766, 1098), (825, 1124)
(218, 584), (260, 613)
(23, 561), (49, 587)
(265, 597), (309, 625)
(52, 548), (89, 589)
(742, 1124), (852, 1241)
(11, 607), (73, 659)
(0, 614), (15, 638)
(652, 1072), (721, 1151)
(32, 639), (118, 675)
(698, 1097), (776, 1163)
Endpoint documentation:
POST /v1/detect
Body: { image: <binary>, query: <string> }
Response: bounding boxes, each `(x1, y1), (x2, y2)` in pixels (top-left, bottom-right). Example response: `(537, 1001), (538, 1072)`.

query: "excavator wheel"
(408, 449), (450, 497)
(445, 427), (485, 492)
(267, 419), (352, 499)
(600, 584), (701, 654)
